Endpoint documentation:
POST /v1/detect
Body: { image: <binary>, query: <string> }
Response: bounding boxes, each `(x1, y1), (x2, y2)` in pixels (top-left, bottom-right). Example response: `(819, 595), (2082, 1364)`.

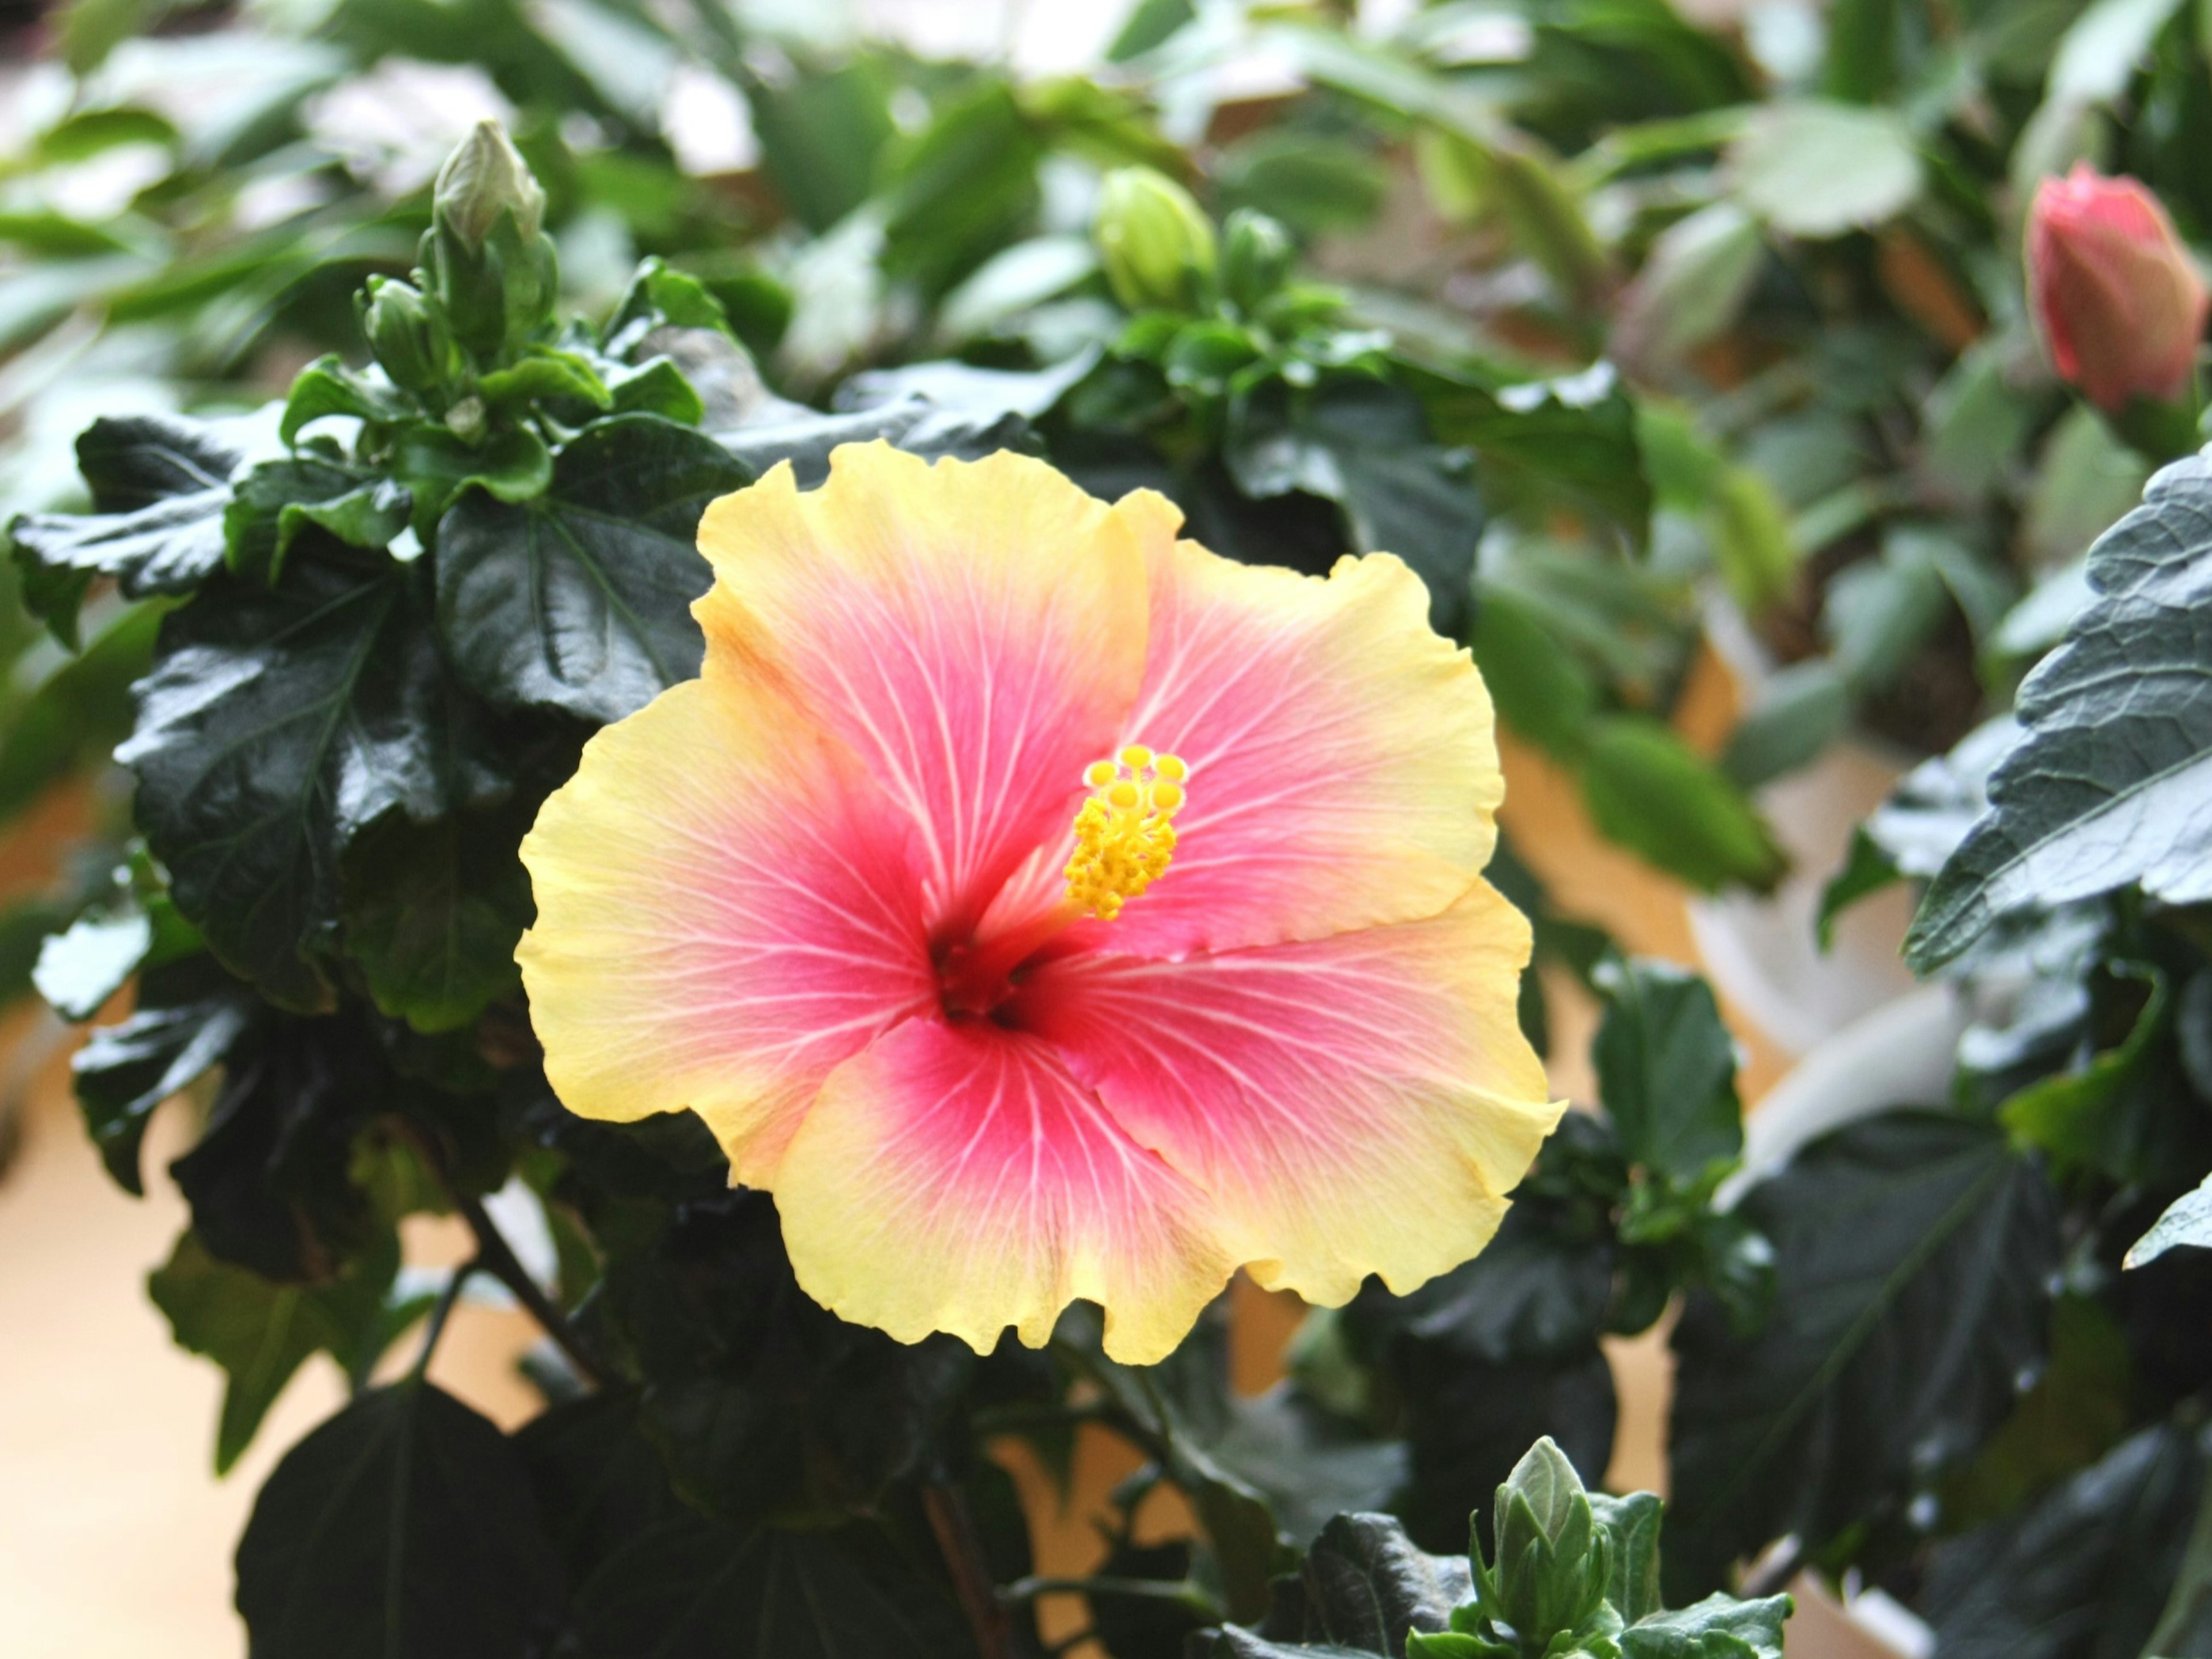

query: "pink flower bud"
(2028, 165), (2208, 413)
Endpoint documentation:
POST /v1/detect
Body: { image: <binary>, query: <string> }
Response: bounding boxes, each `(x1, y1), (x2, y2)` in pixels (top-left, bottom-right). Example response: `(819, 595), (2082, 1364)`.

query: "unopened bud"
(433, 120), (546, 253)
(2028, 164), (2207, 414)
(1222, 209), (1294, 314)
(1094, 166), (1218, 313)
(359, 276), (459, 399)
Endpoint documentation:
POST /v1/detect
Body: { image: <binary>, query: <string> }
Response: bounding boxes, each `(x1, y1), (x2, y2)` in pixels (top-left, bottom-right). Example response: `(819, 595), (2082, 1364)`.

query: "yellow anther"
(1065, 746), (1190, 919)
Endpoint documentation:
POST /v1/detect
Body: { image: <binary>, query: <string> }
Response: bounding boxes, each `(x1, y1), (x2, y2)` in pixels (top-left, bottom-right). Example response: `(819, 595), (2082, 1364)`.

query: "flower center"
(933, 744), (1188, 1021)
(1064, 745), (1187, 919)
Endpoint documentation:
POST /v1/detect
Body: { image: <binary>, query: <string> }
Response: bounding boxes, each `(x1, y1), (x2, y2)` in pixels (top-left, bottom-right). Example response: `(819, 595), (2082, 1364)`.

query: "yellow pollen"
(1065, 746), (1188, 920)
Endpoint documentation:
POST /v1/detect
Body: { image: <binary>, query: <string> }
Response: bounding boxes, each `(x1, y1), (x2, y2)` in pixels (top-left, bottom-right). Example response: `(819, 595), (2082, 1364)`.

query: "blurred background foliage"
(8, 0), (2212, 1654)
(6, 0), (2172, 927)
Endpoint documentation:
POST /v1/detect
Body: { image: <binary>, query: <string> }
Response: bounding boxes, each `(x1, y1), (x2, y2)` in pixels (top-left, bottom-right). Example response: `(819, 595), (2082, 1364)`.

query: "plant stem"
(922, 1480), (1020, 1659)
(1005, 1574), (1217, 1612)
(455, 1188), (612, 1388)
(410, 1257), (478, 1379)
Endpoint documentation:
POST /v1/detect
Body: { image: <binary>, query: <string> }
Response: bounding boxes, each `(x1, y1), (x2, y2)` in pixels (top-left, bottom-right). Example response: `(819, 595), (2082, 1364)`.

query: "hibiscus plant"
(6, 5), (2212, 1657)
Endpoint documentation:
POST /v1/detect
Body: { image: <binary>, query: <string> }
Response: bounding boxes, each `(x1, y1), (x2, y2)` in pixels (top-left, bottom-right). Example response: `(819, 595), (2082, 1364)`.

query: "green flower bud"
(358, 276), (460, 400)
(422, 121), (559, 359)
(1222, 208), (1294, 313)
(1094, 166), (1218, 313)
(1485, 1439), (1614, 1645)
(433, 119), (546, 253)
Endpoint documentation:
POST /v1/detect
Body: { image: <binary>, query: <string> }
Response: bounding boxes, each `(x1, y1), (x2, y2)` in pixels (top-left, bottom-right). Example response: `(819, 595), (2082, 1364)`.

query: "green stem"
(455, 1188), (612, 1388)
(409, 1258), (478, 1380)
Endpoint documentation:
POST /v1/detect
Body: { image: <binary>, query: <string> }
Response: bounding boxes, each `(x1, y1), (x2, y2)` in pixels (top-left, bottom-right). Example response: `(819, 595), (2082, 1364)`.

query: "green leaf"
(750, 62), (896, 234)
(1590, 1493), (1664, 1624)
(1726, 101), (1923, 238)
(1229, 379), (1483, 634)
(605, 257), (733, 350)
(0, 600), (158, 830)
(880, 79), (1044, 298)
(1615, 202), (1766, 368)
(1906, 453), (2212, 971)
(476, 349), (613, 414)
(1109, 0), (1195, 59)
(1207, 1512), (1473, 1658)
(1472, 588), (1599, 756)
(236, 1379), (563, 1659)
(279, 357), (414, 445)
(513, 1390), (685, 1589)
(9, 413), (257, 646)
(1724, 661), (1851, 791)
(395, 423), (552, 529)
(1592, 959), (1742, 1184)
(340, 806), (531, 1034)
(1666, 1112), (2060, 1598)
(2128, 1172), (2212, 1267)
(1921, 1422), (2206, 1659)
(599, 357), (700, 425)
(1821, 533), (1955, 689)
(437, 414), (747, 724)
(225, 457), (408, 581)
(570, 1517), (974, 1657)
(1410, 361), (1650, 544)
(72, 953), (257, 1194)
(1999, 960), (2187, 1183)
(1578, 717), (1786, 893)
(149, 1227), (399, 1472)
(2047, 0), (2187, 103)
(120, 552), (496, 1012)
(1618, 1593), (1791, 1659)
(1815, 825), (1901, 948)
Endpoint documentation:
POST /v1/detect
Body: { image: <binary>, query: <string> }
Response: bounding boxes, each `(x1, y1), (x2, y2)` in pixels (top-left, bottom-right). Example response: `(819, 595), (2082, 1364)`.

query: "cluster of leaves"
(1198, 1437), (1789, 1659)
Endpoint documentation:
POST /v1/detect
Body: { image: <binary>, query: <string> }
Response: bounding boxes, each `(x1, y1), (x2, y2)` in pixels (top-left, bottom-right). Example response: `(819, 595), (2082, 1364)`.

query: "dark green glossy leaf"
(1921, 1422), (2207, 1659)
(1410, 360), (1650, 541)
(73, 953), (257, 1193)
(1666, 1111), (2059, 1597)
(1229, 379), (1482, 634)
(150, 1226), (399, 1472)
(225, 457), (407, 580)
(340, 805), (531, 1034)
(570, 1517), (974, 1658)
(596, 1190), (972, 1527)
(171, 1012), (391, 1282)
(437, 414), (745, 724)
(10, 412), (257, 645)
(514, 1391), (686, 1590)
(122, 550), (496, 1012)
(1204, 1512), (1471, 1658)
(1908, 452), (2212, 970)
(1592, 958), (1742, 1184)
(236, 1379), (563, 1659)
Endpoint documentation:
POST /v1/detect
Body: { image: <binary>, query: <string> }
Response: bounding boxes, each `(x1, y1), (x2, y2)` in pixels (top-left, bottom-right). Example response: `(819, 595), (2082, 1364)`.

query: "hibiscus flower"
(518, 443), (1562, 1364)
